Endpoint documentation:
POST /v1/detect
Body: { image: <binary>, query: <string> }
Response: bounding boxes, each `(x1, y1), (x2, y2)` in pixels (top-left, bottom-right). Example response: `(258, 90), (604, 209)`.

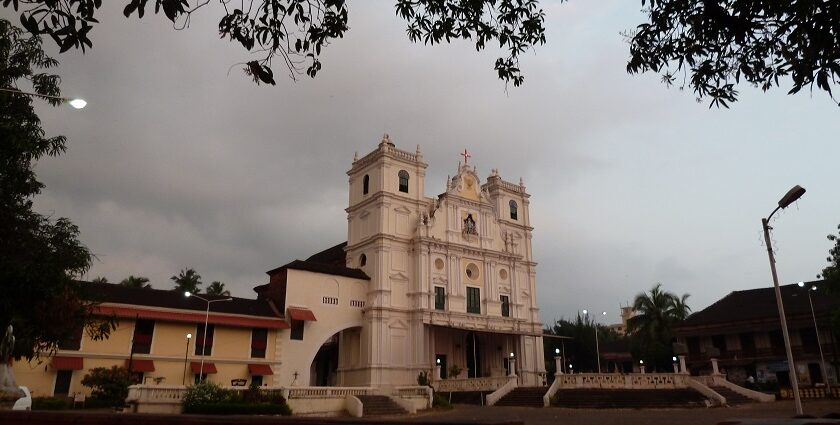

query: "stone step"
(356, 395), (408, 417)
(711, 386), (755, 406)
(495, 386), (548, 408)
(552, 389), (709, 409)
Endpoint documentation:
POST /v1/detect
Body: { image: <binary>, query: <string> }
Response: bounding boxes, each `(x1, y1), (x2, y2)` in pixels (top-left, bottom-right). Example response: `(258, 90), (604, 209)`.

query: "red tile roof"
(94, 305), (290, 329)
(287, 307), (317, 321)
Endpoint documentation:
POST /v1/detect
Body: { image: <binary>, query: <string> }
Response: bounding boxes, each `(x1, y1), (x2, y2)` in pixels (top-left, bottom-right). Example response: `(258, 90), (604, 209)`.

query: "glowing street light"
(0, 87), (87, 109)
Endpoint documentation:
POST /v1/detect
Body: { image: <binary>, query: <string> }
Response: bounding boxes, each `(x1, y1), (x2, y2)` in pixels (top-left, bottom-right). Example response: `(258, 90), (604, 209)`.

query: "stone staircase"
(552, 389), (709, 408)
(356, 395), (407, 416)
(711, 386), (754, 406)
(437, 391), (488, 405)
(494, 386), (548, 407)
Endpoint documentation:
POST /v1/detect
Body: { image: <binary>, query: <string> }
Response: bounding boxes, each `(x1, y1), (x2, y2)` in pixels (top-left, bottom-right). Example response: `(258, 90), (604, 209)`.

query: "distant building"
(673, 281), (839, 387)
(606, 306), (635, 336)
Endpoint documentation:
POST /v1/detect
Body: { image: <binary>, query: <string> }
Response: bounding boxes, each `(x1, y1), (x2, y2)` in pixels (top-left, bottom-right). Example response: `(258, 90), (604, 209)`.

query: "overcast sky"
(7, 0), (840, 327)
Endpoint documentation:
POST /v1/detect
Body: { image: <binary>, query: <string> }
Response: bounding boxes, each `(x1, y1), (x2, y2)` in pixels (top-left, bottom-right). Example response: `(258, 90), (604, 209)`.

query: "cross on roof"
(460, 149), (471, 165)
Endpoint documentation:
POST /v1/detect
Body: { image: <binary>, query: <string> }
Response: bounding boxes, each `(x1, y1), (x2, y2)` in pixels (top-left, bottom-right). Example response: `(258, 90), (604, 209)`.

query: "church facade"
(259, 135), (546, 388)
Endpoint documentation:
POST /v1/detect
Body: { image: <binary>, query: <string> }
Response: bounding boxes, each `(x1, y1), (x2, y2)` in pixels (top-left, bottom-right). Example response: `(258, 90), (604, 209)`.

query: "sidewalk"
(406, 400), (840, 425)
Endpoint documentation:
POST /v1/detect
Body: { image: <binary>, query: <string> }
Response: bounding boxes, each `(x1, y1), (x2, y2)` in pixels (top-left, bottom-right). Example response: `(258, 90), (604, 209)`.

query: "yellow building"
(13, 282), (287, 398)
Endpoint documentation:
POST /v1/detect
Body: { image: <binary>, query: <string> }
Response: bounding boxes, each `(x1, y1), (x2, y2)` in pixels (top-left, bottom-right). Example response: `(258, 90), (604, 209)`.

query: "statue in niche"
(463, 214), (478, 236)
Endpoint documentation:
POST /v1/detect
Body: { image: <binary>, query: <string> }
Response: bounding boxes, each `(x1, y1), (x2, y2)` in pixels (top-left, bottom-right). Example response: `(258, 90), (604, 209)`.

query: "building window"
(132, 319), (155, 354)
(467, 287), (481, 314)
(434, 286), (446, 310)
(500, 295), (510, 317)
(769, 330), (785, 349)
(739, 332), (755, 352)
(54, 370), (72, 395)
(800, 327), (818, 351)
(252, 375), (264, 387)
(711, 335), (727, 353)
(290, 319), (304, 340)
(251, 328), (268, 358)
(195, 324), (215, 356)
(360, 254), (367, 267)
(398, 170), (409, 193)
(58, 327), (83, 351)
(686, 336), (700, 354)
(363, 174), (370, 195)
(509, 200), (518, 220)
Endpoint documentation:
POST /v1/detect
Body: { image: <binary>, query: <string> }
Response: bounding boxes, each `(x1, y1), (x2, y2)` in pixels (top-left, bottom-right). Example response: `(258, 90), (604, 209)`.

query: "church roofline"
(266, 259), (370, 280)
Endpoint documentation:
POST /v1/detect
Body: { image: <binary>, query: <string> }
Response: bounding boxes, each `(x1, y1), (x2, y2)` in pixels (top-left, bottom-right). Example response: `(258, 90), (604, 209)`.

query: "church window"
(132, 319), (155, 354)
(360, 254), (367, 267)
(195, 324), (215, 355)
(363, 174), (369, 195)
(398, 170), (409, 193)
(466, 287), (481, 314)
(500, 295), (510, 317)
(434, 287), (446, 310)
(251, 328), (268, 358)
(290, 319), (305, 340)
(465, 263), (479, 280)
(509, 200), (518, 220)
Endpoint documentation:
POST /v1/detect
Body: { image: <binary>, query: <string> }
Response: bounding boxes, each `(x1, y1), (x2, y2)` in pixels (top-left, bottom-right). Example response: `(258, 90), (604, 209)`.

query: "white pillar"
(435, 365), (442, 381)
(711, 358), (720, 375)
(673, 363), (679, 374)
(678, 355), (687, 374)
(554, 356), (563, 375)
(509, 360), (517, 377)
(640, 365), (645, 374)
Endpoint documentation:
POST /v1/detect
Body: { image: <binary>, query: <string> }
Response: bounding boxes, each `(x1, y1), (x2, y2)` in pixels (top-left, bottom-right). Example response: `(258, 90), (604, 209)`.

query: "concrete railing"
(345, 395), (363, 418)
(486, 376), (518, 406)
(432, 376), (510, 392)
(551, 373), (691, 390)
(686, 378), (724, 406)
(543, 375), (564, 407)
(393, 386), (432, 411)
(125, 384), (187, 414)
(708, 376), (775, 403)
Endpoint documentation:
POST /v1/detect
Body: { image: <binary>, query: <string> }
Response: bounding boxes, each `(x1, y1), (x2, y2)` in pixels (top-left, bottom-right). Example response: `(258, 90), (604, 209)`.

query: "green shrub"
(432, 393), (452, 409)
(184, 402), (292, 415)
(417, 371), (430, 386)
(32, 397), (72, 410)
(81, 366), (133, 406)
(447, 364), (462, 379)
(182, 381), (227, 408)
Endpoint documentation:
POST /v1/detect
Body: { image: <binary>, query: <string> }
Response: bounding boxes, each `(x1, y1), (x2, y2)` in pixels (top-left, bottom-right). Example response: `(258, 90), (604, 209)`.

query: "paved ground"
(405, 400), (840, 425)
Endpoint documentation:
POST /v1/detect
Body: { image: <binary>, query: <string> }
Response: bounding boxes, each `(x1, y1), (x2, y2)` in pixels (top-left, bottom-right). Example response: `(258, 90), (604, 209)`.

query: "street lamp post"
(583, 310), (607, 373)
(798, 282), (831, 394)
(184, 292), (233, 383)
(0, 87), (87, 108)
(182, 333), (192, 385)
(762, 185), (806, 415)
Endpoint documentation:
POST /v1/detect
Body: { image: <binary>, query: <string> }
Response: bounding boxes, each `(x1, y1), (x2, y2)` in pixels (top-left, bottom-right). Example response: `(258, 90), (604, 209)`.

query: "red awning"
(52, 356), (83, 370)
(287, 307), (317, 321)
(190, 362), (217, 374)
(248, 364), (274, 376)
(125, 359), (155, 372)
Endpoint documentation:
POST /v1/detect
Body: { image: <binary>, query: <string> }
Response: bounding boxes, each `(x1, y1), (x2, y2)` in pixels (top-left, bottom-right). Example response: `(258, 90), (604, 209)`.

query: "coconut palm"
(91, 276), (109, 284)
(205, 281), (230, 297)
(627, 283), (691, 371)
(171, 268), (202, 294)
(119, 275), (151, 289)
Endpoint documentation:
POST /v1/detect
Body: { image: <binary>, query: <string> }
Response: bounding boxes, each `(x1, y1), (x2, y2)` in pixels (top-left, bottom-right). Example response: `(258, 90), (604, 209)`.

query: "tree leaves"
(627, 0), (840, 107)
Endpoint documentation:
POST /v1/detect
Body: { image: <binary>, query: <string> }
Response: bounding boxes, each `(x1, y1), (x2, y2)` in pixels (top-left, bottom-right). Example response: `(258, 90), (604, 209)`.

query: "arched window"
(359, 254), (367, 267)
(509, 200), (518, 220)
(363, 175), (370, 195)
(398, 170), (409, 193)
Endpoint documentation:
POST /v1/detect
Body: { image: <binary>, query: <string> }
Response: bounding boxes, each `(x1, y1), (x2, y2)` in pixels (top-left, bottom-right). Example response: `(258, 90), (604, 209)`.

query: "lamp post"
(182, 333), (192, 385)
(762, 185), (806, 415)
(0, 87), (87, 109)
(798, 282), (831, 394)
(583, 310), (607, 373)
(184, 292), (233, 382)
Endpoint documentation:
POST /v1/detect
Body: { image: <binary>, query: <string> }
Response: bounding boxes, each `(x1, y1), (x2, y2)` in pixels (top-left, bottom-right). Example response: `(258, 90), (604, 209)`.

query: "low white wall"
(393, 386), (432, 411)
(486, 377), (517, 406)
(552, 373), (690, 390)
(543, 375), (563, 407)
(287, 397), (347, 416)
(345, 395), (363, 418)
(712, 376), (775, 403)
(125, 384), (186, 414)
(686, 378), (725, 406)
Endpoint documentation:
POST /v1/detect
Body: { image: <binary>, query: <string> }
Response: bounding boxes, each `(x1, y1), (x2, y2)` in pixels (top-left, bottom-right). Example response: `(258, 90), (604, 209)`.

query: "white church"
(256, 134), (546, 390)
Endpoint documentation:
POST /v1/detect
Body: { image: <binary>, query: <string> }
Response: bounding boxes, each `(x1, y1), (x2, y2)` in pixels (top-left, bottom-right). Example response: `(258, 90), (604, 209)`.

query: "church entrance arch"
(306, 324), (363, 387)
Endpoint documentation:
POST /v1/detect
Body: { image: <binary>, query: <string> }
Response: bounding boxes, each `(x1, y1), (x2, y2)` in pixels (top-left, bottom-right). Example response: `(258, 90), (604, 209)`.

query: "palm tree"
(627, 283), (691, 371)
(119, 275), (151, 289)
(205, 281), (230, 297)
(91, 276), (109, 284)
(171, 268), (202, 294)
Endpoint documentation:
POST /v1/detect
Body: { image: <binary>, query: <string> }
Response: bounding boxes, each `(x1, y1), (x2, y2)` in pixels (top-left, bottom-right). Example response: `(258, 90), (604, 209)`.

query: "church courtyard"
(408, 401), (840, 425)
